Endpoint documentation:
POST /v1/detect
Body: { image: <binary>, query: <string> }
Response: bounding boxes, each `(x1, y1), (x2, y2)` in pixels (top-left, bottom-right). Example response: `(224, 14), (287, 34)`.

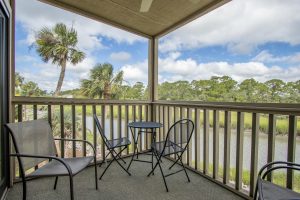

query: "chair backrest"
(166, 119), (194, 150)
(93, 114), (109, 147)
(6, 119), (57, 171)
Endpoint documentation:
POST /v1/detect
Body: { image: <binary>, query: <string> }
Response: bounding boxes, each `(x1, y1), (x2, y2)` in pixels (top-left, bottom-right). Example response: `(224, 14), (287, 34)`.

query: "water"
(86, 117), (300, 170)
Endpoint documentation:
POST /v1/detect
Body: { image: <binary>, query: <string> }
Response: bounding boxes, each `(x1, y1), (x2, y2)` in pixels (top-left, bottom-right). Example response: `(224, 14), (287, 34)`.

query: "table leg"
(127, 127), (138, 171)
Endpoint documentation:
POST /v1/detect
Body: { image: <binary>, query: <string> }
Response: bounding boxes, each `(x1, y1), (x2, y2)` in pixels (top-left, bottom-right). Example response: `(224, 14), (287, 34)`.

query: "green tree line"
(15, 69), (300, 103)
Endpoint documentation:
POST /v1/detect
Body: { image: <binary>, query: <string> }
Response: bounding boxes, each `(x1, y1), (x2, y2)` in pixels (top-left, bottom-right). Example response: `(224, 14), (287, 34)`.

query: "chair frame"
(94, 114), (131, 180)
(6, 123), (98, 200)
(254, 161), (300, 200)
(147, 119), (194, 192)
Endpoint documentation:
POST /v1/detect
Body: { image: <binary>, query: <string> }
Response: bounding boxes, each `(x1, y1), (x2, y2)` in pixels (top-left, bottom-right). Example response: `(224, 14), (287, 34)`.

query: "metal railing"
(11, 96), (300, 199)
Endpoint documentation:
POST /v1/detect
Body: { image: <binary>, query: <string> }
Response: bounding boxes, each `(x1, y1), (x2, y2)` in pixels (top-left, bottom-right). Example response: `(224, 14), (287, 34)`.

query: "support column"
(148, 37), (158, 121)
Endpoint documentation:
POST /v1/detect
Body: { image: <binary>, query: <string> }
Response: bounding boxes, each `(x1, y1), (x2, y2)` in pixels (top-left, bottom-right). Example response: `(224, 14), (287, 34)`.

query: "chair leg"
(169, 157), (181, 170)
(22, 177), (27, 200)
(127, 144), (137, 171)
(53, 176), (58, 190)
(154, 153), (169, 192)
(147, 153), (159, 177)
(94, 156), (98, 190)
(179, 156), (190, 182)
(69, 175), (74, 200)
(113, 147), (131, 176)
(99, 158), (114, 180)
(113, 149), (126, 164)
(99, 152), (111, 167)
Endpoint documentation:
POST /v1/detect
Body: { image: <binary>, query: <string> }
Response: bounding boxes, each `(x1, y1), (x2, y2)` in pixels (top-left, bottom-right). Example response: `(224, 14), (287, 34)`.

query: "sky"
(15, 0), (300, 92)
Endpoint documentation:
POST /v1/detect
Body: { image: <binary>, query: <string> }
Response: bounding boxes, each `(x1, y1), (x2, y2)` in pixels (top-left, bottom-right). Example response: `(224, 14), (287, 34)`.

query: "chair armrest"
(53, 138), (96, 156)
(10, 153), (73, 175)
(258, 161), (300, 177)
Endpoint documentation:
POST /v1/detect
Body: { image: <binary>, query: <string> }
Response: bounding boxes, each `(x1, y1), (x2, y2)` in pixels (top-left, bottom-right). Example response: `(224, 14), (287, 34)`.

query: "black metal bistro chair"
(93, 114), (131, 179)
(147, 119), (194, 192)
(5, 119), (98, 200)
(254, 161), (300, 200)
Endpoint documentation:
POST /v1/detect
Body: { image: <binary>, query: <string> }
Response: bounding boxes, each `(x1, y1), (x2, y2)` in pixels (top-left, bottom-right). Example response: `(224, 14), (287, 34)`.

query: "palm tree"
(35, 23), (85, 96)
(81, 63), (124, 99)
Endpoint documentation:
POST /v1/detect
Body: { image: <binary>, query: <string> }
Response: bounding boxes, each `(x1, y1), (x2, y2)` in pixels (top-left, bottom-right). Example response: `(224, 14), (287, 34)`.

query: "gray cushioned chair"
(254, 161), (300, 200)
(6, 119), (98, 200)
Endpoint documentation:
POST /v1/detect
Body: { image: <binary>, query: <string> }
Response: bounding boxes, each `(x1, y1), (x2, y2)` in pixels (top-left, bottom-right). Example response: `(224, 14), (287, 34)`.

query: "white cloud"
(120, 60), (148, 84)
(110, 52), (131, 62)
(158, 55), (300, 83)
(159, 0), (300, 54)
(253, 50), (300, 64)
(15, 0), (146, 54)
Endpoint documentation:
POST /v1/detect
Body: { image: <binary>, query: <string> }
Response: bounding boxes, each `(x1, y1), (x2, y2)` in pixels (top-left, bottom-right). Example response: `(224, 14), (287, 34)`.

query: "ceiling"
(39, 0), (230, 38)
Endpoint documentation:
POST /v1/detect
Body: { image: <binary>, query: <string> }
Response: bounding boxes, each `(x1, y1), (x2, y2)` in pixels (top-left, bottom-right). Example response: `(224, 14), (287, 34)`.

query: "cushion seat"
(28, 156), (94, 177)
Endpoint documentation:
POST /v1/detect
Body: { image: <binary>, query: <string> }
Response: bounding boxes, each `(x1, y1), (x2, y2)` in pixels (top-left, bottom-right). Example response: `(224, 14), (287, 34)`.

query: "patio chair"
(254, 161), (300, 200)
(147, 119), (194, 192)
(93, 114), (131, 179)
(5, 119), (98, 200)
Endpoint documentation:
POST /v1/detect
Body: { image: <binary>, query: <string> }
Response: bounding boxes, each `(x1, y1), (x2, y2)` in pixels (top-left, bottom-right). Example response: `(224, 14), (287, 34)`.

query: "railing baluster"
(174, 106), (179, 159)
(101, 105), (106, 159)
(160, 105), (163, 141)
(125, 105), (129, 155)
(82, 105), (87, 157)
(47, 105), (52, 128)
(195, 108), (200, 171)
(145, 105), (149, 150)
(236, 112), (244, 190)
(72, 105), (76, 157)
(267, 114), (275, 181)
(92, 105), (97, 158)
(118, 105), (122, 152)
(110, 105), (114, 141)
(287, 115), (297, 189)
(223, 111), (231, 184)
(17, 105), (23, 178)
(203, 109), (209, 174)
(33, 105), (38, 170)
(18, 104), (22, 122)
(133, 105), (137, 149)
(213, 110), (219, 179)
(33, 105), (37, 120)
(60, 105), (64, 158)
(187, 107), (192, 166)
(250, 113), (259, 197)
(139, 105), (143, 152)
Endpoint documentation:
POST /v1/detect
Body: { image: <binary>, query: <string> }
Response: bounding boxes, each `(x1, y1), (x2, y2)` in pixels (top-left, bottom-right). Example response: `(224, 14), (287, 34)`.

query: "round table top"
(128, 121), (163, 129)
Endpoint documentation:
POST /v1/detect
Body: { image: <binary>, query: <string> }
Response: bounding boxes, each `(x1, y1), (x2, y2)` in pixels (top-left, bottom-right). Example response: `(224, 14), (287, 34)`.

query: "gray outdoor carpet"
(7, 156), (244, 200)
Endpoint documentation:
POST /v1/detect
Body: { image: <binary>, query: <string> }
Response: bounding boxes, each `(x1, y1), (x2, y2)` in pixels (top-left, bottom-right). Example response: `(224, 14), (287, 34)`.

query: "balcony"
(0, 0), (300, 200)
(4, 97), (299, 199)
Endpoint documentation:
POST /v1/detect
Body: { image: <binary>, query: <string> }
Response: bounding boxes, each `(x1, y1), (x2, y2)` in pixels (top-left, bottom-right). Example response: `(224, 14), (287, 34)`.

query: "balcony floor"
(7, 156), (244, 200)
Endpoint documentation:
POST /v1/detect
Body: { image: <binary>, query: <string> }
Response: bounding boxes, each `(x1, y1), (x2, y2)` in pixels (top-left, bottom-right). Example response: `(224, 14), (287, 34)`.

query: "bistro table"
(126, 121), (163, 173)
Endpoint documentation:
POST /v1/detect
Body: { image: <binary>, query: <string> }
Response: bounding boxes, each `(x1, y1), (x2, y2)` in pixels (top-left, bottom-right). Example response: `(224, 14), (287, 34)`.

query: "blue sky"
(15, 0), (300, 92)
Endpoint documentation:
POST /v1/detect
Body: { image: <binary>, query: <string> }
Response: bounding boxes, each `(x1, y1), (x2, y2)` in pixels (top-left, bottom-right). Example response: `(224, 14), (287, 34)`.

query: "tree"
(159, 81), (193, 100)
(20, 81), (46, 97)
(80, 63), (123, 99)
(15, 72), (24, 96)
(191, 76), (237, 101)
(237, 78), (269, 102)
(264, 79), (286, 102)
(35, 23), (85, 96)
